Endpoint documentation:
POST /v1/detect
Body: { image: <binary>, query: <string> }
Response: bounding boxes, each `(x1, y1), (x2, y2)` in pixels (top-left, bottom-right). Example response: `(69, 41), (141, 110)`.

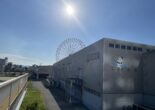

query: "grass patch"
(20, 81), (46, 110)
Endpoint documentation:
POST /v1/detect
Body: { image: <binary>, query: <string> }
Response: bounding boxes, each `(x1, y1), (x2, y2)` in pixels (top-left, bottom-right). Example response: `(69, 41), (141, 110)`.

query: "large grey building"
(140, 51), (155, 108)
(0, 57), (8, 72)
(52, 38), (155, 110)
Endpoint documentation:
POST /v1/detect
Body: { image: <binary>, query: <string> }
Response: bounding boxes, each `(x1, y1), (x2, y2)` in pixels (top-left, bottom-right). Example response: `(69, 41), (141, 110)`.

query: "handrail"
(0, 73), (28, 88)
(133, 104), (154, 110)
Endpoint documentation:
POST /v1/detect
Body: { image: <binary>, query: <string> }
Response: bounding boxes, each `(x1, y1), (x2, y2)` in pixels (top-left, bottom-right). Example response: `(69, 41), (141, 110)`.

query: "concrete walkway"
(32, 81), (61, 110)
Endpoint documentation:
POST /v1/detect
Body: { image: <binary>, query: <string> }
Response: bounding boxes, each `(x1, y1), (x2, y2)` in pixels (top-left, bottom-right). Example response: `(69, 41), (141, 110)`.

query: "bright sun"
(66, 5), (75, 16)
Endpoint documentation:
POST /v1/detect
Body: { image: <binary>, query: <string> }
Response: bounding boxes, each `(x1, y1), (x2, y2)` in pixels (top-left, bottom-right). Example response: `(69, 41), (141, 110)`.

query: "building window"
(133, 47), (137, 51)
(127, 46), (131, 50)
(109, 43), (114, 48)
(121, 45), (126, 49)
(138, 47), (143, 52)
(115, 44), (120, 48)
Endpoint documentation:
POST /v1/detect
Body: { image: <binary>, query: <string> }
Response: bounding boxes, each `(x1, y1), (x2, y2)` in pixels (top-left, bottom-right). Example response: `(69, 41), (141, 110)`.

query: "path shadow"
(41, 80), (88, 110)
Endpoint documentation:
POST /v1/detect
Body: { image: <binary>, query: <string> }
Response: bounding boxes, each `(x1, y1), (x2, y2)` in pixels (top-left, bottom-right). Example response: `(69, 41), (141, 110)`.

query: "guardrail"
(0, 73), (28, 110)
(133, 104), (154, 110)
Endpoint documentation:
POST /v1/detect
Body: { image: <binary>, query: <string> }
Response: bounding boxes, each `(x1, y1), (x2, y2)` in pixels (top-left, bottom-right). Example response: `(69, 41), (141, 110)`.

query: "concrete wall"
(81, 39), (103, 110)
(52, 38), (155, 110)
(102, 38), (155, 110)
(53, 40), (104, 110)
(0, 73), (28, 110)
(83, 90), (102, 110)
(103, 94), (142, 110)
(142, 52), (155, 107)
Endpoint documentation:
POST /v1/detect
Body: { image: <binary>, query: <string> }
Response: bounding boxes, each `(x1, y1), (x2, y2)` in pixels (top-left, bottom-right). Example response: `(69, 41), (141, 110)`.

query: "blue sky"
(0, 0), (155, 65)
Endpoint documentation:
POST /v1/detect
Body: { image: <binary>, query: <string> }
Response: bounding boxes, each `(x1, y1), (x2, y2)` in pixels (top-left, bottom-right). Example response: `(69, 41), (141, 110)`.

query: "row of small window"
(109, 43), (143, 51)
(109, 43), (154, 52)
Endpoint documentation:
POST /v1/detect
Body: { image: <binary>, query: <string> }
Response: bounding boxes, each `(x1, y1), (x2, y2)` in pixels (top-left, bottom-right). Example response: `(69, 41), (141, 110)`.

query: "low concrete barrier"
(0, 73), (28, 110)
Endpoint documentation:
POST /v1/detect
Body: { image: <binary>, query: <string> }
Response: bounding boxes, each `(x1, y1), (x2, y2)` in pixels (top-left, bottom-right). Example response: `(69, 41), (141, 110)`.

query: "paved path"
(49, 88), (88, 110)
(32, 81), (88, 110)
(32, 81), (61, 110)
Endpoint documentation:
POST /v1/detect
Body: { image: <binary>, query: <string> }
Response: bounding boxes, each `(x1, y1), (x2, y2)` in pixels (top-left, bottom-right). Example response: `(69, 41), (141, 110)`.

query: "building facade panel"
(52, 38), (155, 110)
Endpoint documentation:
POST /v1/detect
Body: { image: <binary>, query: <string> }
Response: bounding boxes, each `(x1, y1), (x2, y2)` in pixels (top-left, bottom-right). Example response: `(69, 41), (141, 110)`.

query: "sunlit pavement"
(32, 81), (88, 110)
(32, 81), (61, 110)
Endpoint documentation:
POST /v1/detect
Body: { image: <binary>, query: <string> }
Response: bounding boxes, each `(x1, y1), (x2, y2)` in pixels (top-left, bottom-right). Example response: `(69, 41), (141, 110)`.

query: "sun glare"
(66, 5), (75, 16)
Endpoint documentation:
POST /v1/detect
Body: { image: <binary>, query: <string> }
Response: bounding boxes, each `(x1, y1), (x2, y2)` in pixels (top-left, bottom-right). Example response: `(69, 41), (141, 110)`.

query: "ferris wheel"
(56, 38), (85, 62)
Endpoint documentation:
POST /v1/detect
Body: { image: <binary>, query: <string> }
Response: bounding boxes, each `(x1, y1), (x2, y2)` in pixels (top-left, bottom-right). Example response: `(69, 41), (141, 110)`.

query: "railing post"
(8, 82), (12, 110)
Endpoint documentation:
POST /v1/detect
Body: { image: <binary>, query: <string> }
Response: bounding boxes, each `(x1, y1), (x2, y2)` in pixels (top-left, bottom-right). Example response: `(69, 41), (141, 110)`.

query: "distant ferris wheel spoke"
(56, 38), (85, 62)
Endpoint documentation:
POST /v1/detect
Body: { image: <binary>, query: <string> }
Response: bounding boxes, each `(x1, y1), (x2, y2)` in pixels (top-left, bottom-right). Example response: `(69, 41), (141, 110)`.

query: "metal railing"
(123, 104), (154, 110)
(133, 104), (154, 110)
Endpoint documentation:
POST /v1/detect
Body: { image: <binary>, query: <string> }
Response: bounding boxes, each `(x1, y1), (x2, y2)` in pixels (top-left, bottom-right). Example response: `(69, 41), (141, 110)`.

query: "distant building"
(29, 65), (52, 79)
(37, 65), (52, 79)
(0, 57), (8, 72)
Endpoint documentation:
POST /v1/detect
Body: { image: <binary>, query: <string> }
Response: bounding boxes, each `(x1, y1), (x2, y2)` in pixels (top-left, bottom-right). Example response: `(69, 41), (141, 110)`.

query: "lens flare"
(66, 5), (75, 16)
